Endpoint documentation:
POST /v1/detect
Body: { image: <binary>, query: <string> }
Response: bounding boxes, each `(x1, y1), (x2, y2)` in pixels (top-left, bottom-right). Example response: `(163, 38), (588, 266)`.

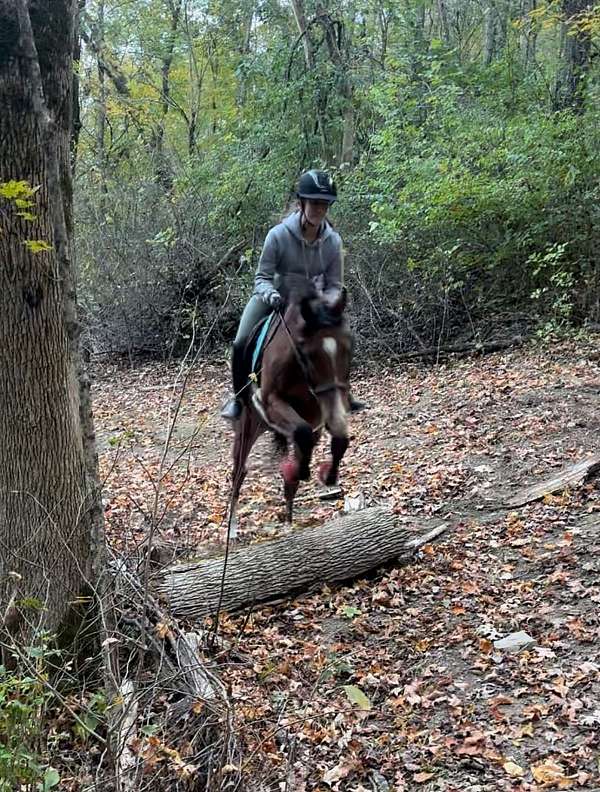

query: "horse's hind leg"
(230, 408), (263, 538)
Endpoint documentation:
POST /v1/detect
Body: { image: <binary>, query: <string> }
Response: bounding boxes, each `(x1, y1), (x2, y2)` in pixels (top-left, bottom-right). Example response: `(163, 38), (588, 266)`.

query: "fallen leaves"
(91, 342), (600, 790)
(503, 759), (525, 777)
(531, 759), (573, 787)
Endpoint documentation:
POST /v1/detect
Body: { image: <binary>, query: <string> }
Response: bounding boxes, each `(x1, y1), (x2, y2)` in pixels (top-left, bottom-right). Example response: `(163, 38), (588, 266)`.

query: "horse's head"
(299, 287), (347, 333)
(286, 288), (352, 423)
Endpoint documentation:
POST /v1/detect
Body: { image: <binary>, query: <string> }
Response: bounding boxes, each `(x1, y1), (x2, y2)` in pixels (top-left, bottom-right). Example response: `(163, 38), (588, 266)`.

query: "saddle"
(242, 311), (276, 391)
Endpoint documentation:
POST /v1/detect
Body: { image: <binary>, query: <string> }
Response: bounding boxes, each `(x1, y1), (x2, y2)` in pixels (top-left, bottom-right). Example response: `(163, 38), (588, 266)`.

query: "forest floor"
(94, 335), (600, 792)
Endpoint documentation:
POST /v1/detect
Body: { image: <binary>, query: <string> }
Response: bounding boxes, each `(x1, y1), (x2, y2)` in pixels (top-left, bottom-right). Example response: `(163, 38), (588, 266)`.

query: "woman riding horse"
(229, 284), (353, 526)
(221, 169), (364, 420)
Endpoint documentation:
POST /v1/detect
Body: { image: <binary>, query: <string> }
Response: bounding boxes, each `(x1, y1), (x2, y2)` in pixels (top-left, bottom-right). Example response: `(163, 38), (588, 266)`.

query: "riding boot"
(348, 392), (367, 413)
(220, 346), (247, 421)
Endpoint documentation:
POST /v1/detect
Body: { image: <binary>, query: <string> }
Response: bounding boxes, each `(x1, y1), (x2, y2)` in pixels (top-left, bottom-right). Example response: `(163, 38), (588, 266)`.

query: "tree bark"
(0, 0), (98, 637)
(95, 0), (108, 190)
(554, 0), (592, 112)
(317, 4), (355, 165)
(150, 0), (182, 190)
(519, 0), (538, 71)
(157, 508), (449, 621)
(290, 0), (329, 160)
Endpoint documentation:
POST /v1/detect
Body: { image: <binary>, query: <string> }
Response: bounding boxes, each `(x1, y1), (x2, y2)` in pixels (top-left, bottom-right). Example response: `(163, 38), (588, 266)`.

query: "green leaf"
(23, 240), (53, 254)
(0, 180), (35, 200)
(341, 605), (361, 619)
(342, 685), (371, 711)
(41, 768), (60, 790)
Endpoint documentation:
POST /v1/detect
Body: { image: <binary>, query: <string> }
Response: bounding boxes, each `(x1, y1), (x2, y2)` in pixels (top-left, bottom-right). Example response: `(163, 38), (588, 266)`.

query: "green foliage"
(75, 0), (600, 355)
(0, 634), (106, 790)
(0, 635), (57, 791)
(24, 240), (53, 254)
(0, 180), (38, 223)
(342, 684), (372, 711)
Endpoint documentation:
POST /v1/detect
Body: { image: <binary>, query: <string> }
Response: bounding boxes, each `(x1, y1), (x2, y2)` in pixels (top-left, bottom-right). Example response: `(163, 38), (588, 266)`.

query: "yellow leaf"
(531, 760), (572, 786)
(24, 239), (52, 253)
(413, 771), (435, 783)
(503, 760), (525, 777)
(155, 621), (171, 640)
(343, 684), (371, 710)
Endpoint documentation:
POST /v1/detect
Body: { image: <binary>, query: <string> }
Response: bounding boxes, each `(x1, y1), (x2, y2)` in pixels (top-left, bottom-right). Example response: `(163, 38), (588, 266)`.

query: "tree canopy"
(76, 0), (599, 356)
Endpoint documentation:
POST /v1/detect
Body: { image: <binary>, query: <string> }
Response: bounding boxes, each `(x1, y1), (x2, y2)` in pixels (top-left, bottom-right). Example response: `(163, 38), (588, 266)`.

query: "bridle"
(278, 308), (349, 399)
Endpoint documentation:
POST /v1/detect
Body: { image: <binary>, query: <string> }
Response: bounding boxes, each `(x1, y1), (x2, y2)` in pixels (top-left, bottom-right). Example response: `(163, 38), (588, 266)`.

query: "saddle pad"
(251, 311), (275, 373)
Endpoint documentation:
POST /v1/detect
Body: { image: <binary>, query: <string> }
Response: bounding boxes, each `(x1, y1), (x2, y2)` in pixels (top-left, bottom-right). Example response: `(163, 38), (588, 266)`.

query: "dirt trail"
(94, 338), (600, 791)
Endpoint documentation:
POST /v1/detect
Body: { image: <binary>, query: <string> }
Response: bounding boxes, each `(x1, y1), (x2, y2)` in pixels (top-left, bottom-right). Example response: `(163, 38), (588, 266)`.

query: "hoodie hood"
(281, 211), (334, 244)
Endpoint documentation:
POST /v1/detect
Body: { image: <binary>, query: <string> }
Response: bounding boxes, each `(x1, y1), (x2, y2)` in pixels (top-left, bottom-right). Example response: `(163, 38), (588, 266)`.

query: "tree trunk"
(484, 1), (500, 64)
(291, 0), (315, 69)
(151, 0), (182, 190)
(437, 0), (451, 44)
(157, 508), (449, 620)
(290, 0), (328, 160)
(0, 0), (98, 638)
(317, 4), (355, 164)
(554, 0), (592, 112)
(96, 0), (107, 185)
(519, 0), (538, 70)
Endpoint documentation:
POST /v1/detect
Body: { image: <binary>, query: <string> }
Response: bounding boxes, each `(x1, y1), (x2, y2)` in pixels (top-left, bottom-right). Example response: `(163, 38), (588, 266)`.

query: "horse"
(229, 286), (352, 532)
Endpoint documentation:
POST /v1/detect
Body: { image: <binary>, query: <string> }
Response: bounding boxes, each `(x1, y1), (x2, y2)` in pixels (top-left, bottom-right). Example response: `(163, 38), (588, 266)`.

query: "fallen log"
(391, 336), (524, 362)
(157, 507), (449, 621)
(507, 452), (600, 508)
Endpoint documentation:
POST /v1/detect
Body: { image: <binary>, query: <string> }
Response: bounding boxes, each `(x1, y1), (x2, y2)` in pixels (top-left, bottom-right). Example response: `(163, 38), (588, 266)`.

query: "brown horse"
(229, 288), (352, 532)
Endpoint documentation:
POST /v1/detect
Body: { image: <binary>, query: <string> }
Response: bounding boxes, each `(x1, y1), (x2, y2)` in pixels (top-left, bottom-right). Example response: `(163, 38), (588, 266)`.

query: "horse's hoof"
(318, 462), (338, 487)
(280, 457), (299, 484)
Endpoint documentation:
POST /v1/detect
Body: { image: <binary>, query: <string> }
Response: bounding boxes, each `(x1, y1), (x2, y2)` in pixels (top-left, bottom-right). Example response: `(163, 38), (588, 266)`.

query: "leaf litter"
(93, 338), (600, 790)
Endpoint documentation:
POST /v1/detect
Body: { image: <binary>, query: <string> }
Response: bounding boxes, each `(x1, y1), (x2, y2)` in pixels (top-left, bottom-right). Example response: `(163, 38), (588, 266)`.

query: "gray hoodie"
(253, 211), (343, 303)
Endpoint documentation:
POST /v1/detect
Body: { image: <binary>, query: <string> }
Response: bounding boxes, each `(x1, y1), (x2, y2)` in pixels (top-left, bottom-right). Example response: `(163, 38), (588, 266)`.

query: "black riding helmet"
(296, 169), (337, 204)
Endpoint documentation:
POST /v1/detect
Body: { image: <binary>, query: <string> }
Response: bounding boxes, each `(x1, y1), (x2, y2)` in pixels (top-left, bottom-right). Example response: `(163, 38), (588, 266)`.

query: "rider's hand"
(267, 291), (282, 311)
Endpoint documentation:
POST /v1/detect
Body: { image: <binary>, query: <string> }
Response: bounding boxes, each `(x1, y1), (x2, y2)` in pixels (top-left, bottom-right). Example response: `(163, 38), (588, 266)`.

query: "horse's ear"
(330, 287), (347, 316)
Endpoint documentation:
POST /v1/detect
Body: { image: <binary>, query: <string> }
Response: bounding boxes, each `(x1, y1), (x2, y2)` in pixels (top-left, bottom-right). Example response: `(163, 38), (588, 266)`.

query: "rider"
(220, 169), (364, 421)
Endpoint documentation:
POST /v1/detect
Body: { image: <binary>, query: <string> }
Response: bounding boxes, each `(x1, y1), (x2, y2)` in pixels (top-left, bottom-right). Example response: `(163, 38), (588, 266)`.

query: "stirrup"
(220, 398), (242, 421)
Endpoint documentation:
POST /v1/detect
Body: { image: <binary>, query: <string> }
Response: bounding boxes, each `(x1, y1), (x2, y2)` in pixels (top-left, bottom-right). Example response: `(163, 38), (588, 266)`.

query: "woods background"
(76, 0), (600, 361)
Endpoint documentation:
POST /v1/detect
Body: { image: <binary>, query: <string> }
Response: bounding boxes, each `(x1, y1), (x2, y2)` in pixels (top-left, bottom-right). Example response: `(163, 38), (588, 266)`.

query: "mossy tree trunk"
(0, 0), (101, 639)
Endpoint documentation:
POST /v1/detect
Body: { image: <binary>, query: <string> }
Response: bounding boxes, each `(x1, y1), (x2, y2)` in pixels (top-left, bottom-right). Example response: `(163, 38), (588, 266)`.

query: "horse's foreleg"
(265, 395), (315, 480)
(230, 408), (263, 538)
(265, 395), (315, 522)
(318, 391), (349, 486)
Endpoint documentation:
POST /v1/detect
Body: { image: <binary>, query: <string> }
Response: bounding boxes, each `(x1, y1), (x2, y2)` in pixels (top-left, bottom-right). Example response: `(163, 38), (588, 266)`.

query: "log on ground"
(156, 507), (449, 621)
(507, 452), (600, 508)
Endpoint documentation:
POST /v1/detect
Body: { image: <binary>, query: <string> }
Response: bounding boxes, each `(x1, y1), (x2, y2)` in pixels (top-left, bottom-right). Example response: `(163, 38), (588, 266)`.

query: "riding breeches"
(233, 295), (271, 350)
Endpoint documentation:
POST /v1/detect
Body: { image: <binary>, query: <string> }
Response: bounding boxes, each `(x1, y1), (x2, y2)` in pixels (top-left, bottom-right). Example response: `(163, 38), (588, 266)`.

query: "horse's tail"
(272, 432), (288, 457)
